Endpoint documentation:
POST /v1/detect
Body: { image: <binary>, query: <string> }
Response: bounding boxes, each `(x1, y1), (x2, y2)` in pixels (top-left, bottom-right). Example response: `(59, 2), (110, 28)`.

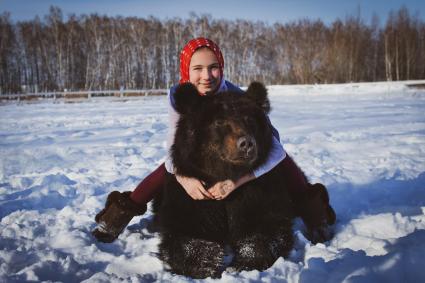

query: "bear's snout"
(236, 135), (257, 161)
(237, 136), (256, 154)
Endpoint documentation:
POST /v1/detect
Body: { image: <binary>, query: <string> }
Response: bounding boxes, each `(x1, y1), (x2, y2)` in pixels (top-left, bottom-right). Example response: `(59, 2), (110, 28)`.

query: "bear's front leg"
(230, 228), (294, 272)
(160, 233), (225, 279)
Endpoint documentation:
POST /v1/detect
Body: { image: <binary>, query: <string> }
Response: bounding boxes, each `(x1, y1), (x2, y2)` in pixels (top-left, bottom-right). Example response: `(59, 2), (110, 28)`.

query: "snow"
(1, 80), (425, 282)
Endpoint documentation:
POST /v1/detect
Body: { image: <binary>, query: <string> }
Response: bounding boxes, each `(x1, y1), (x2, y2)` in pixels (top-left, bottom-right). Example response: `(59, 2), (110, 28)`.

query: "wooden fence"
(0, 89), (168, 102)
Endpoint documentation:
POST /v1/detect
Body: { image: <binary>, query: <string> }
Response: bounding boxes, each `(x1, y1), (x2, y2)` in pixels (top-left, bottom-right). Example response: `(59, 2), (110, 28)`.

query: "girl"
(92, 37), (335, 244)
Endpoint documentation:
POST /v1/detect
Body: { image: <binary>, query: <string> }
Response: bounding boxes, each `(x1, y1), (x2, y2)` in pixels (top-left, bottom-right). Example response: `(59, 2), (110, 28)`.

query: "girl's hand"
(209, 180), (236, 200)
(209, 173), (256, 200)
(176, 175), (213, 200)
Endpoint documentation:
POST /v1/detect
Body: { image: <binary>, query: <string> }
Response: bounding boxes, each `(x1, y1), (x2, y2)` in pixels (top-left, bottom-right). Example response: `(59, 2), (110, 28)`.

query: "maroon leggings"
(130, 155), (308, 204)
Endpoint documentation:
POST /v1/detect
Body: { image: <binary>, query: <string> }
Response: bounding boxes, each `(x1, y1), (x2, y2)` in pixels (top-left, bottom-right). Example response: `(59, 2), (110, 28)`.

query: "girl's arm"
(164, 88), (178, 174)
(252, 133), (286, 178)
(165, 89), (214, 200)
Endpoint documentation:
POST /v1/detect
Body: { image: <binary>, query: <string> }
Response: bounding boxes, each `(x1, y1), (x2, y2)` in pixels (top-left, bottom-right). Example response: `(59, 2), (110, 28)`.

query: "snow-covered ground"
(1, 81), (425, 282)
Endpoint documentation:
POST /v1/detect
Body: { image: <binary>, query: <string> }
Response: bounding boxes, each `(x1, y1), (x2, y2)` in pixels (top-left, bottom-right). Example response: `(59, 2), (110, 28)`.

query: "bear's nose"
(237, 136), (256, 154)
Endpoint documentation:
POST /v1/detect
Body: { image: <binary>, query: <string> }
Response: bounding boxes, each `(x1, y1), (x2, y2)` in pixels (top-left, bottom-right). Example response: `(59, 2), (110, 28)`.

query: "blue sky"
(1, 0), (424, 25)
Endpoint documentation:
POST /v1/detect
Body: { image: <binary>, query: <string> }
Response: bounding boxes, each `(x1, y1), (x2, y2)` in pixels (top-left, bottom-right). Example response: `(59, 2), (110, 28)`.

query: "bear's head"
(171, 82), (273, 184)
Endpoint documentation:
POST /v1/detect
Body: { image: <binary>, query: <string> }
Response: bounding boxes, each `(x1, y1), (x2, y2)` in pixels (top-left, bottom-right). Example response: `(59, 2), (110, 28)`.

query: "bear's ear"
(173, 83), (202, 114)
(246, 81), (270, 114)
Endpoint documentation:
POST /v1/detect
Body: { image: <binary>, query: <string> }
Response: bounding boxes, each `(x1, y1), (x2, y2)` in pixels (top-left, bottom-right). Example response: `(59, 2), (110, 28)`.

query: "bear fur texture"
(153, 82), (295, 278)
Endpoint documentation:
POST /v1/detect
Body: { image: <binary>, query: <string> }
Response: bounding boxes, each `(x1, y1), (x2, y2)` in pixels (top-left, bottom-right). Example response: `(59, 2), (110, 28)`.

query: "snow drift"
(1, 81), (425, 282)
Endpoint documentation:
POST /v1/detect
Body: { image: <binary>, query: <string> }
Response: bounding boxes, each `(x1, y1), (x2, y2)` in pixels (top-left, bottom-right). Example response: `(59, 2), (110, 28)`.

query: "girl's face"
(189, 48), (221, 95)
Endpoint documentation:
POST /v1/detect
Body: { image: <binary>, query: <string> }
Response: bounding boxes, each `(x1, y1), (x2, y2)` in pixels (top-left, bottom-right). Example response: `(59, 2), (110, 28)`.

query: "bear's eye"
(213, 120), (225, 127)
(243, 116), (253, 124)
(187, 129), (195, 137)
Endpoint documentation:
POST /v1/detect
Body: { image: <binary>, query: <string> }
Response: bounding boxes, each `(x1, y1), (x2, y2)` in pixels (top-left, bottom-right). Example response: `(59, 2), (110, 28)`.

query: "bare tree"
(1, 6), (424, 94)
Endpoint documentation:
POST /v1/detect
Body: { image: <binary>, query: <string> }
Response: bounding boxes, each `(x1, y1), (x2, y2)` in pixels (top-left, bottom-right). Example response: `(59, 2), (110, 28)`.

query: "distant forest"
(1, 6), (424, 94)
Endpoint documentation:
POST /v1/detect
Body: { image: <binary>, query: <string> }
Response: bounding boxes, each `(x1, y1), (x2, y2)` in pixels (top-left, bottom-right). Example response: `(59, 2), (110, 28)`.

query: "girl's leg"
(130, 163), (166, 204)
(280, 155), (336, 243)
(92, 163), (166, 242)
(279, 155), (308, 194)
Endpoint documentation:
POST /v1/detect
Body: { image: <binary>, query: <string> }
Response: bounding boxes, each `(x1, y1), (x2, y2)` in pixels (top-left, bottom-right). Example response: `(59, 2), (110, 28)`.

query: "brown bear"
(152, 82), (297, 278)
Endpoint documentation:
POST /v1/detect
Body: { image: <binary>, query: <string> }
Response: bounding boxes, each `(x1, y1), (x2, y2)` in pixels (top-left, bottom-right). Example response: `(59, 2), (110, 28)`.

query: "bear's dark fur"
(153, 82), (295, 278)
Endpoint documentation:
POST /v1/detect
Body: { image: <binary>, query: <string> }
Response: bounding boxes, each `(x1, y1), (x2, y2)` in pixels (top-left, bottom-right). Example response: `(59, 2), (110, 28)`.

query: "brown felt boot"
(92, 191), (147, 243)
(297, 183), (336, 244)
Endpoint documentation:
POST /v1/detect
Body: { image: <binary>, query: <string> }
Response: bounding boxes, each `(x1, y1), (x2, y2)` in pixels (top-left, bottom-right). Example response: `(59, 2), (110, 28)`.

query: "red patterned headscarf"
(179, 37), (224, 84)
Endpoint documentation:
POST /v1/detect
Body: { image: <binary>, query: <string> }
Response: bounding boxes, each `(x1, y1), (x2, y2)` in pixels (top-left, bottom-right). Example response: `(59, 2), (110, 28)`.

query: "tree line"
(0, 6), (424, 94)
